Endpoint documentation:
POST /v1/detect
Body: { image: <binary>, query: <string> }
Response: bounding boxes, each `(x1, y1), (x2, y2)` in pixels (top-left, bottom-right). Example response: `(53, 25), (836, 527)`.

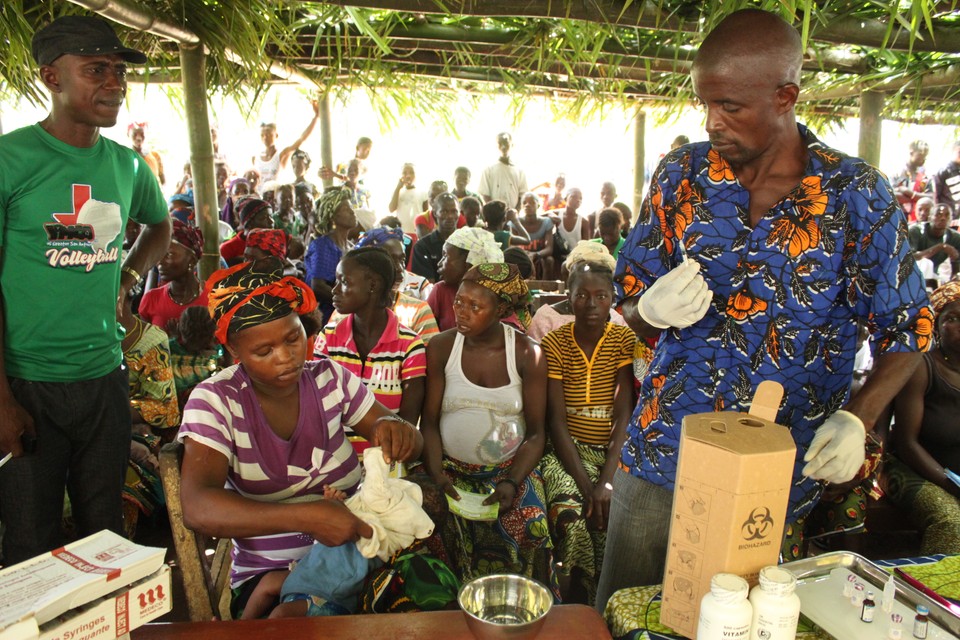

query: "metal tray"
(782, 551), (960, 638)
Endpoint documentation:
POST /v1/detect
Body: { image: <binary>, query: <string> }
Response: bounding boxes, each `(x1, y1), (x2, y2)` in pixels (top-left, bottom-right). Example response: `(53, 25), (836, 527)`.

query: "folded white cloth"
(345, 447), (435, 561)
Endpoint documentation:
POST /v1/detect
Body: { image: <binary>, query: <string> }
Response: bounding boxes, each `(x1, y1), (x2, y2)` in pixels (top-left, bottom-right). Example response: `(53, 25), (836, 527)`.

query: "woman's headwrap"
(445, 227), (503, 265)
(205, 261), (317, 345)
(930, 280), (960, 319)
(171, 218), (203, 261)
(355, 226), (409, 249)
(238, 198), (272, 231)
(229, 178), (251, 194)
(245, 229), (288, 260)
(563, 240), (617, 271)
(314, 186), (353, 235)
(462, 263), (531, 329)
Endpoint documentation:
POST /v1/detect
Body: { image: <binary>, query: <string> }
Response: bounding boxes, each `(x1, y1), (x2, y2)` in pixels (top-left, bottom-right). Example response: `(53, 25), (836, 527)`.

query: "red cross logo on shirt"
(52, 184), (92, 225)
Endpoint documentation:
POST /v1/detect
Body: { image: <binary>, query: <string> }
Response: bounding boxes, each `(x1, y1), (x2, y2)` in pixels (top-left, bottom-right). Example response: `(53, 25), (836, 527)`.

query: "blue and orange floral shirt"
(614, 125), (933, 523)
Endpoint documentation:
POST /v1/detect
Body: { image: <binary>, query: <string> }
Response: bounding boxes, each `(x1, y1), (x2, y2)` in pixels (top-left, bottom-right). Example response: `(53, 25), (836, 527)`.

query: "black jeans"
(0, 365), (130, 565)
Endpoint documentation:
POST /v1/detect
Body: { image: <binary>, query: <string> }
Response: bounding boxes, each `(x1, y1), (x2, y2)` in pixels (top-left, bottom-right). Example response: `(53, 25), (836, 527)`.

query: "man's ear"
(775, 82), (799, 113)
(39, 64), (61, 93)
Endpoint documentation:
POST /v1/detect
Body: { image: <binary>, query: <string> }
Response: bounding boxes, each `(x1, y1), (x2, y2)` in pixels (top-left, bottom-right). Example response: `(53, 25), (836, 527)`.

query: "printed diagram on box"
(671, 576), (695, 601)
(677, 485), (711, 518)
(662, 604), (694, 630)
(677, 549), (698, 572)
(681, 519), (702, 545)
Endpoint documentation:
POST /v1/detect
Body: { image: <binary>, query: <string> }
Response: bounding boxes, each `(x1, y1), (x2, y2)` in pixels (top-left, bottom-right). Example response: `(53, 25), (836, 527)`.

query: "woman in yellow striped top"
(539, 260), (636, 604)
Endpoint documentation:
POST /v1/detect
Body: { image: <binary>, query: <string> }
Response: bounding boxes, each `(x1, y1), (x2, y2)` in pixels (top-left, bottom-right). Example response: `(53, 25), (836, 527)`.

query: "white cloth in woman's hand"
(346, 447), (435, 561)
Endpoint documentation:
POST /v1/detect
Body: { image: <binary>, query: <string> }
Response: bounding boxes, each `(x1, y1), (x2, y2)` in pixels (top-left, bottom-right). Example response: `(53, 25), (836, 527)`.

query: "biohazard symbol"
(741, 506), (775, 540)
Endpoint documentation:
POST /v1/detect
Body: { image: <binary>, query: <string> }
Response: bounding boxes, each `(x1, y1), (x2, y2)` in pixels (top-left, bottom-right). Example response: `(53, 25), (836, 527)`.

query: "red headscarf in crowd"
(245, 229), (288, 260)
(171, 218), (203, 261)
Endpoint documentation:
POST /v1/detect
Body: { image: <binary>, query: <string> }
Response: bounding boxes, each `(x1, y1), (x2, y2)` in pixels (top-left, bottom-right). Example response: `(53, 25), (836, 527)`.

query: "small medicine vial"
(913, 604), (929, 639)
(697, 573), (753, 640)
(889, 613), (904, 639)
(843, 574), (857, 599)
(852, 583), (866, 608)
(861, 590), (876, 622)
(749, 566), (801, 640)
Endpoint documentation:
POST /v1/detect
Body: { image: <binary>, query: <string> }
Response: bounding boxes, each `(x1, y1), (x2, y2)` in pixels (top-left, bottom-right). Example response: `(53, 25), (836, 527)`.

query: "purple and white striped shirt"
(177, 358), (374, 587)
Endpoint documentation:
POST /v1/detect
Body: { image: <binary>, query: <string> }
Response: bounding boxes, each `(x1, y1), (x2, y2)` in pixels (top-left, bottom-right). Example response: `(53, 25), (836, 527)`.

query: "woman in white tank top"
(554, 188), (590, 265)
(419, 263), (558, 597)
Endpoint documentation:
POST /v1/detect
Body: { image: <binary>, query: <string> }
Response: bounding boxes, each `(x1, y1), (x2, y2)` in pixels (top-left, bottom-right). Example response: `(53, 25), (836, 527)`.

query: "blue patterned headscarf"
(356, 226), (409, 249)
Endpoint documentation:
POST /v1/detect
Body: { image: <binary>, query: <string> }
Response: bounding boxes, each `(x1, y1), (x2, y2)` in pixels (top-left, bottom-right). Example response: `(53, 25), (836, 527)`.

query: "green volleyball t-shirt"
(0, 124), (167, 381)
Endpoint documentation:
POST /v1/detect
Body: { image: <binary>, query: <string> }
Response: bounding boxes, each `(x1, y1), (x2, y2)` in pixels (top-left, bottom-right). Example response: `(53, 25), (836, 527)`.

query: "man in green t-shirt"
(0, 15), (172, 565)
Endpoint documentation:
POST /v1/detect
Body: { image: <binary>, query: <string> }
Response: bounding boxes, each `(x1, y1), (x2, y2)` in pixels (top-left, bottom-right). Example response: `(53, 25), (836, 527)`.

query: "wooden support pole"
(858, 90), (884, 168)
(634, 108), (646, 218)
(319, 92), (334, 191)
(179, 42), (219, 281)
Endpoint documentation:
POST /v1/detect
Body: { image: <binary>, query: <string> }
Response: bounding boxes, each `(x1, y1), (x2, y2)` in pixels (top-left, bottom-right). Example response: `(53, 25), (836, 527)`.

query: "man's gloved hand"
(637, 260), (712, 329)
(802, 410), (866, 484)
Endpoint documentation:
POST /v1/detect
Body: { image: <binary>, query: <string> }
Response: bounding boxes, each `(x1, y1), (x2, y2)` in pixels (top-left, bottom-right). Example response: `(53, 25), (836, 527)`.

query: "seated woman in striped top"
(539, 260), (636, 605)
(176, 260), (421, 618)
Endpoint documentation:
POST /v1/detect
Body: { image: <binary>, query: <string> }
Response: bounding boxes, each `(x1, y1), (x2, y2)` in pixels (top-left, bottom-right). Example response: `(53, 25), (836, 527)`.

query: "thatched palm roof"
(2, 0), (959, 126)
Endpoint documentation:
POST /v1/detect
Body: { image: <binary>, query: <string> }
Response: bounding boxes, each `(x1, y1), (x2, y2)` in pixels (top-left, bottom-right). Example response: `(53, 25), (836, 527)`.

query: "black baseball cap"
(32, 15), (147, 66)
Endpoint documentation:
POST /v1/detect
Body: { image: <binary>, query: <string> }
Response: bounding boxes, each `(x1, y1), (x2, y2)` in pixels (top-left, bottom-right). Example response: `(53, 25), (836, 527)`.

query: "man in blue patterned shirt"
(596, 9), (933, 611)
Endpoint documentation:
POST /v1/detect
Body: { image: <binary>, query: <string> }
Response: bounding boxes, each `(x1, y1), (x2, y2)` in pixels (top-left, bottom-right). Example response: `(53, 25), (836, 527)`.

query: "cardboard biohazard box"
(659, 397), (796, 638)
(0, 530), (168, 640)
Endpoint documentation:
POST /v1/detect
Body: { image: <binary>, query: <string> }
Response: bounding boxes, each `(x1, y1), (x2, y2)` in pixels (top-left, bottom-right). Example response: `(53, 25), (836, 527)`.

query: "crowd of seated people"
(17, 119), (959, 623)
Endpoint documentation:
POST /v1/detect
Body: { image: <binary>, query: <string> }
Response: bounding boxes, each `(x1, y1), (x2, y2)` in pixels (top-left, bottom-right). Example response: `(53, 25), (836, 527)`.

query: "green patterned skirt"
(430, 456), (559, 600)
(540, 442), (608, 604)
(884, 454), (960, 555)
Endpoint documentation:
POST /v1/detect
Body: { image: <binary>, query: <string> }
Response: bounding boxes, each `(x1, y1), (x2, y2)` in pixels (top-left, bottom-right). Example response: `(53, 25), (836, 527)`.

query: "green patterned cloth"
(124, 320), (179, 430)
(540, 442), (608, 604)
(890, 554), (960, 600)
(429, 455), (559, 599)
(885, 454), (960, 555)
(169, 338), (223, 405)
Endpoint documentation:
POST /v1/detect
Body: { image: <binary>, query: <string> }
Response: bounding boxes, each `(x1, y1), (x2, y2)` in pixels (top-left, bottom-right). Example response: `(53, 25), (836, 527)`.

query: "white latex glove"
(637, 260), (712, 329)
(801, 410), (866, 484)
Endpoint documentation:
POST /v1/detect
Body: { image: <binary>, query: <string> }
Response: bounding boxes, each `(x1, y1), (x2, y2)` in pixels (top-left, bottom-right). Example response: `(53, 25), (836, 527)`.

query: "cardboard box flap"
(683, 412), (796, 455)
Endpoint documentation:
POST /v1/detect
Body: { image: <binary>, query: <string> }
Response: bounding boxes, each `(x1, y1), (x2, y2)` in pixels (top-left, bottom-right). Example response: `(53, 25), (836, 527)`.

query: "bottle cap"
(917, 604), (929, 615)
(866, 591), (875, 598)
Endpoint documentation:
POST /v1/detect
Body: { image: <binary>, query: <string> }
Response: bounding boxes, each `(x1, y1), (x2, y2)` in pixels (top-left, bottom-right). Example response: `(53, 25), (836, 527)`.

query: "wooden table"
(133, 604), (611, 639)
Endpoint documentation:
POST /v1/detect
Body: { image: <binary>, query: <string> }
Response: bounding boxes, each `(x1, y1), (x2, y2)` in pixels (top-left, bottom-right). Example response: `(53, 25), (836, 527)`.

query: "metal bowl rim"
(457, 574), (553, 627)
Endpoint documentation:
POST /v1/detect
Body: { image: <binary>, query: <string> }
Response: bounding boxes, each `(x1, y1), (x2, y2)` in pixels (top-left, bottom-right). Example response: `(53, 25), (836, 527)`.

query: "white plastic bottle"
(697, 573), (753, 640)
(749, 566), (801, 640)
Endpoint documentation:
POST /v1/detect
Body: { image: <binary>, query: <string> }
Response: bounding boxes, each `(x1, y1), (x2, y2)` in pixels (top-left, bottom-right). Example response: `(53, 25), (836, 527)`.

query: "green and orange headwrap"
(462, 262), (532, 329)
(204, 260), (317, 344)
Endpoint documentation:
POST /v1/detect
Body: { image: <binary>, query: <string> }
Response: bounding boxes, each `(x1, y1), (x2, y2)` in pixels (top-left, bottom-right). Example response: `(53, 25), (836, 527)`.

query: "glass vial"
(861, 590), (876, 622)
(697, 573), (753, 640)
(889, 613), (904, 639)
(749, 566), (801, 640)
(913, 604), (929, 639)
(852, 583), (866, 608)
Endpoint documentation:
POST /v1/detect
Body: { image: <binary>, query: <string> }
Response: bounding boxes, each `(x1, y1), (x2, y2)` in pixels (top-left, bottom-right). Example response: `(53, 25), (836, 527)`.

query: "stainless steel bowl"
(458, 574), (553, 639)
